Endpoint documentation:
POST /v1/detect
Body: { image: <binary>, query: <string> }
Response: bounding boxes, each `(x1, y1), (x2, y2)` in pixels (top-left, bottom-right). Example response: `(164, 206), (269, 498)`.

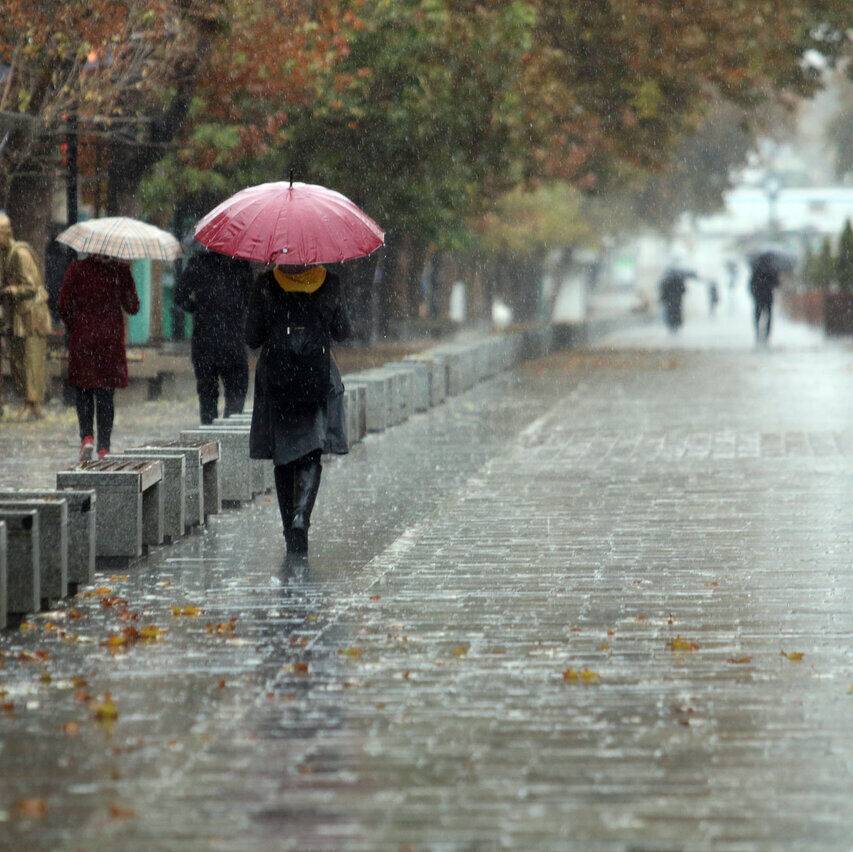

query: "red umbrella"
(194, 180), (384, 266)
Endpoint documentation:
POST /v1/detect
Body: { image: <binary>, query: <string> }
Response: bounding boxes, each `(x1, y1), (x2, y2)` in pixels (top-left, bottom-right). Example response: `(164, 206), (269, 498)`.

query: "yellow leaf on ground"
(563, 667), (600, 684)
(139, 625), (167, 641)
(668, 636), (700, 652)
(780, 650), (805, 662)
(597, 641), (611, 653)
(339, 647), (364, 659)
(171, 605), (202, 617)
(451, 644), (469, 658)
(92, 694), (118, 722)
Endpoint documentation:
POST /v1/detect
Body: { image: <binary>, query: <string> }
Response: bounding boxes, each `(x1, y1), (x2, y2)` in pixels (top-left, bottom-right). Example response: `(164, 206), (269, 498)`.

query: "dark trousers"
(754, 298), (773, 343)
(274, 450), (322, 549)
(75, 387), (115, 451)
(192, 347), (249, 425)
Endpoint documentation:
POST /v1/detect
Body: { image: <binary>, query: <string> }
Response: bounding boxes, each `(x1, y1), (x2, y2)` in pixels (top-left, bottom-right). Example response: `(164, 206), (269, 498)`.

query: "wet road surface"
(0, 312), (851, 850)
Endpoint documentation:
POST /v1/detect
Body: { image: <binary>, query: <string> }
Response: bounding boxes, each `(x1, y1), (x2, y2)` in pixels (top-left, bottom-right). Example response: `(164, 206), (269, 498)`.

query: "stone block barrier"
(181, 429), (251, 505)
(0, 522), (6, 630)
(0, 508), (40, 616)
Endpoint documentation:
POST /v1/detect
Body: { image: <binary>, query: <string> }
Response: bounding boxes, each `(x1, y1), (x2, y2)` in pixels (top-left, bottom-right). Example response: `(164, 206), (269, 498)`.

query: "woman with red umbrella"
(195, 180), (383, 557)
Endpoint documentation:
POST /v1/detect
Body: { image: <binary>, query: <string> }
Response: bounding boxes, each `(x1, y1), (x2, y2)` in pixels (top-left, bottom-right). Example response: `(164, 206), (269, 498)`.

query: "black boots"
(274, 452), (322, 555)
(291, 452), (322, 554)
(274, 464), (295, 550)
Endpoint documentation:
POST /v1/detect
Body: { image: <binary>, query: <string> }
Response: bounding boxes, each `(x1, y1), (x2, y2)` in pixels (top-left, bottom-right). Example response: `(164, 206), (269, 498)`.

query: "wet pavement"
(0, 310), (851, 850)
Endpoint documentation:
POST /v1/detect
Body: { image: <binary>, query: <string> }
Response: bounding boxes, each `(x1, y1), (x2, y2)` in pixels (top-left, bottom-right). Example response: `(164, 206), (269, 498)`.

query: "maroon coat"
(58, 257), (140, 389)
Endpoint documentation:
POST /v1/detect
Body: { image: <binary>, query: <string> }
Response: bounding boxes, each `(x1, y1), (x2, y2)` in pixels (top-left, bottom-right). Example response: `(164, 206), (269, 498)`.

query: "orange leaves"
(339, 647), (364, 660)
(138, 625), (167, 642)
(780, 650), (805, 663)
(205, 617), (237, 636)
(14, 798), (47, 819)
(62, 721), (81, 737)
(171, 605), (202, 618)
(108, 803), (136, 820)
(727, 655), (753, 665)
(290, 662), (310, 675)
(668, 636), (700, 652)
(562, 667), (600, 685)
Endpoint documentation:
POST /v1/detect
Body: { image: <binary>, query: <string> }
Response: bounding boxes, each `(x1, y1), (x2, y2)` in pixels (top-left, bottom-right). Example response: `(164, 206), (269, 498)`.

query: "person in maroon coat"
(58, 256), (140, 460)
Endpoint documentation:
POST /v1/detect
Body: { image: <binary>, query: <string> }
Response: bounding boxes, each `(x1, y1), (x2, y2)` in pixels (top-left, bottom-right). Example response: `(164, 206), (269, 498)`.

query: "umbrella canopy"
(56, 217), (181, 261)
(194, 181), (384, 266)
(748, 246), (797, 274)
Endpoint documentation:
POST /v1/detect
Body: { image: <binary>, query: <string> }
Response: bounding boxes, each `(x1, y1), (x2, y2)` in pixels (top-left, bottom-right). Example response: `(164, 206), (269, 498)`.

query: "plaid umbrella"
(56, 216), (181, 261)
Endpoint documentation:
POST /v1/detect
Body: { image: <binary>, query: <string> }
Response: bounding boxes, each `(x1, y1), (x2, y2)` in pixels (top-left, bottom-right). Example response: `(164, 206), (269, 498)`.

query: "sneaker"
(79, 436), (95, 463)
(97, 448), (110, 461)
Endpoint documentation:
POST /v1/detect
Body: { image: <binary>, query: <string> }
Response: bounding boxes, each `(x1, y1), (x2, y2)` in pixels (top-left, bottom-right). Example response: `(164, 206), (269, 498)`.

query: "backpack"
(262, 294), (331, 410)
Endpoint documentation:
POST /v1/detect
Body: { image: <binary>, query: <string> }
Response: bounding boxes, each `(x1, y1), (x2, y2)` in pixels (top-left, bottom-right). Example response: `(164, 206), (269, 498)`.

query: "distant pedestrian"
(0, 212), (52, 420)
(174, 249), (253, 424)
(247, 263), (351, 558)
(659, 269), (690, 333)
(58, 255), (140, 460)
(708, 280), (719, 317)
(749, 253), (781, 346)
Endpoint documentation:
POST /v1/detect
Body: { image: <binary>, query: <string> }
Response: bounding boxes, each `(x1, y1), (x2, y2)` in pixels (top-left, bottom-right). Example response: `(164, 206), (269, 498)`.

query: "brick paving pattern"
(0, 314), (851, 850)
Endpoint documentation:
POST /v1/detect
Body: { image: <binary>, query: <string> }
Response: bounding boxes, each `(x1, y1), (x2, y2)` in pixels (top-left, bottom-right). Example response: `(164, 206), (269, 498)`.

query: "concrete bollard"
(0, 509), (40, 615)
(57, 460), (164, 568)
(0, 522), (5, 630)
(345, 371), (391, 433)
(0, 489), (95, 589)
(181, 429), (252, 505)
(378, 365), (416, 421)
(0, 498), (67, 602)
(131, 440), (221, 525)
(107, 453), (186, 543)
(206, 422), (272, 494)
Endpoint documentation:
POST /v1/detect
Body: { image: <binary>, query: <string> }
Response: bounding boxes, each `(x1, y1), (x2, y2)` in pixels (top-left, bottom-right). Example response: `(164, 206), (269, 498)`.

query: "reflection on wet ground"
(1, 317), (851, 850)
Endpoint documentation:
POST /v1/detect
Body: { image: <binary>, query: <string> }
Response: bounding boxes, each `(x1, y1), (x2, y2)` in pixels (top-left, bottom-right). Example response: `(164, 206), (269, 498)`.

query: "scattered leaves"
(67, 608), (85, 620)
(14, 798), (47, 819)
(100, 595), (128, 609)
(290, 662), (309, 675)
(2, 701), (15, 714)
(205, 617), (237, 635)
(562, 667), (600, 684)
(171, 605), (202, 617)
(92, 694), (118, 722)
(780, 650), (804, 663)
(108, 803), (136, 820)
(727, 655), (752, 665)
(138, 625), (167, 642)
(668, 636), (700, 652)
(339, 647), (364, 659)
(450, 644), (469, 658)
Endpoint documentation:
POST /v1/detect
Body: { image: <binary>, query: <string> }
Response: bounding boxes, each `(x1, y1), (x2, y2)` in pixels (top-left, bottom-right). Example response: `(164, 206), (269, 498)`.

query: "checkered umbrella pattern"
(56, 217), (182, 261)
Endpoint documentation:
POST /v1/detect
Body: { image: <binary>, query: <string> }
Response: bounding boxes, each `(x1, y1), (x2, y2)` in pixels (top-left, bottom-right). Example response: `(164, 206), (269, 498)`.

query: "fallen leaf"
(597, 641), (611, 653)
(562, 667), (600, 684)
(780, 650), (804, 663)
(108, 575), (130, 582)
(19, 620), (36, 632)
(108, 803), (136, 820)
(451, 644), (469, 658)
(668, 636), (700, 652)
(71, 675), (88, 689)
(369, 594), (381, 602)
(67, 609), (85, 620)
(339, 647), (364, 659)
(204, 618), (237, 635)
(607, 628), (616, 637)
(62, 721), (80, 736)
(39, 672), (52, 684)
(14, 798), (47, 819)
(635, 613), (649, 623)
(291, 661), (309, 675)
(217, 679), (226, 689)
(74, 689), (92, 704)
(171, 605), (202, 617)
(138, 625), (167, 641)
(100, 595), (128, 609)
(92, 694), (118, 722)
(93, 586), (112, 595)
(2, 701), (15, 714)
(704, 580), (720, 589)
(727, 655), (752, 665)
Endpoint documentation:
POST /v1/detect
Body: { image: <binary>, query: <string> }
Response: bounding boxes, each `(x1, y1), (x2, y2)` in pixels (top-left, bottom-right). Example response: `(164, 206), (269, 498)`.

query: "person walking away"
(749, 253), (781, 347)
(658, 269), (688, 333)
(708, 280), (719, 317)
(247, 263), (351, 557)
(174, 249), (252, 424)
(58, 255), (140, 460)
(0, 212), (52, 419)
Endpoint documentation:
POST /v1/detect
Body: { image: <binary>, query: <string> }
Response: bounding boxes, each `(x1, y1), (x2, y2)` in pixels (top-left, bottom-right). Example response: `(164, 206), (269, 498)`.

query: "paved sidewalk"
(0, 318), (851, 850)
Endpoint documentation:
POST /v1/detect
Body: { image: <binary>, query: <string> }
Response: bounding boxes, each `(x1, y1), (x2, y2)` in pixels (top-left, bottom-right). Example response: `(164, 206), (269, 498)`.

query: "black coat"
(246, 270), (351, 465)
(175, 252), (253, 362)
(749, 258), (780, 304)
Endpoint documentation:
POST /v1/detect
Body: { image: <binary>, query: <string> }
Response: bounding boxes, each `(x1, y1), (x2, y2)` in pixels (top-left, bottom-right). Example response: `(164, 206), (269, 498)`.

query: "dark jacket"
(749, 257), (780, 304)
(174, 252), (252, 359)
(58, 257), (139, 389)
(246, 270), (351, 465)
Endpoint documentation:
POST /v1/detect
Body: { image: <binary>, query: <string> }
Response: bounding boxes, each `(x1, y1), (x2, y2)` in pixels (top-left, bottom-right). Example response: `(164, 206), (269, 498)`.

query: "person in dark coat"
(174, 249), (253, 424)
(58, 255), (140, 460)
(749, 253), (781, 346)
(659, 269), (690, 332)
(246, 264), (351, 556)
